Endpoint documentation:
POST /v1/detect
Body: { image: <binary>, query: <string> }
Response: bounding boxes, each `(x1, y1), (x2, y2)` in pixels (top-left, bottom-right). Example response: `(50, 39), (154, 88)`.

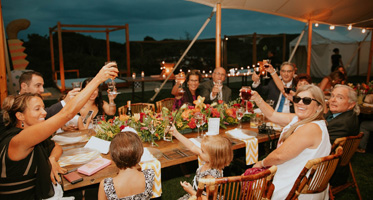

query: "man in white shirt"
(251, 62), (295, 113)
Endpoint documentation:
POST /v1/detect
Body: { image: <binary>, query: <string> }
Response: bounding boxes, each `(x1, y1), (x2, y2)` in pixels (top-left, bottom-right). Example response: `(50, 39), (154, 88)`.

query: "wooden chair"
(156, 98), (175, 113)
(285, 146), (343, 200)
(190, 165), (277, 200)
(118, 103), (155, 115)
(329, 132), (364, 200)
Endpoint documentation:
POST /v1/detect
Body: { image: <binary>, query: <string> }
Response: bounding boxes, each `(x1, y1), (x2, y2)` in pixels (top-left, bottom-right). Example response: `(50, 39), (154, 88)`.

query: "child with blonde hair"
(98, 131), (155, 200)
(170, 126), (233, 200)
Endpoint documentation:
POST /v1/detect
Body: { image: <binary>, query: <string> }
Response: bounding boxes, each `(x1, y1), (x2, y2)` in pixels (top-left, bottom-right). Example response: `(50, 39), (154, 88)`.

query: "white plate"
(266, 122), (283, 131)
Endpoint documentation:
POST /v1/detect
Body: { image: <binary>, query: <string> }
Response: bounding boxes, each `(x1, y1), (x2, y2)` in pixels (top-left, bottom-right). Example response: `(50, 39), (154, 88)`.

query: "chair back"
(118, 103), (155, 115)
(193, 165), (277, 200)
(156, 98), (175, 113)
(285, 147), (343, 200)
(331, 132), (364, 167)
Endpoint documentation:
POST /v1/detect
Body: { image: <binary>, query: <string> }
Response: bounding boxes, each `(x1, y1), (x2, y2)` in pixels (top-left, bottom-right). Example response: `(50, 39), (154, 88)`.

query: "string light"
(348, 25), (352, 30)
(362, 29), (366, 33)
(315, 23), (319, 27)
(330, 25), (335, 30)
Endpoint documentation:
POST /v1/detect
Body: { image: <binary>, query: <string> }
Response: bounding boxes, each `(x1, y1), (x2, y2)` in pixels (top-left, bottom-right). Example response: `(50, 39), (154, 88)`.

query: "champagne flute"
(241, 86), (252, 114)
(71, 82), (82, 90)
(236, 107), (245, 129)
(149, 120), (156, 146)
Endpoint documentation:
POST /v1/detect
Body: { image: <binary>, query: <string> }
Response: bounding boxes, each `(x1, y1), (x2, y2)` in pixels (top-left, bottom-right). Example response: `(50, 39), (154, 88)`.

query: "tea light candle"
(162, 74), (166, 78)
(141, 71), (145, 77)
(228, 74), (231, 77)
(132, 73), (136, 79)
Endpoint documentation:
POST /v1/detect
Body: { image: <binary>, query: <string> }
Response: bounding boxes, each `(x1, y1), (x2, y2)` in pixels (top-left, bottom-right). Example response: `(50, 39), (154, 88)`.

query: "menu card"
(206, 118), (220, 135)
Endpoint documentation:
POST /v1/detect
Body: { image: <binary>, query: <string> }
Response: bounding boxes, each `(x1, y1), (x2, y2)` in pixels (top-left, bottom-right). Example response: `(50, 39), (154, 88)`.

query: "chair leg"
(349, 162), (362, 200)
(329, 185), (335, 200)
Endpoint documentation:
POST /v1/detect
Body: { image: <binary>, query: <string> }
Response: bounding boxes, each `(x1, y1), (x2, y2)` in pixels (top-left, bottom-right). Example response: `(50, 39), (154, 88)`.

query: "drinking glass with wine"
(241, 86), (252, 114)
(176, 73), (186, 97)
(105, 61), (120, 95)
(263, 59), (271, 79)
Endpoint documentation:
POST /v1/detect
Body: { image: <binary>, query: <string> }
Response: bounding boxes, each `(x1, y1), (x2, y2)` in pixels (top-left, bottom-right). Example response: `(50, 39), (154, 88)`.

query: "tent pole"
(306, 21), (312, 75)
(367, 30), (373, 83)
(215, 3), (221, 68)
(106, 28), (110, 61)
(288, 25), (307, 62)
(57, 22), (66, 92)
(149, 7), (216, 102)
(0, 0), (8, 103)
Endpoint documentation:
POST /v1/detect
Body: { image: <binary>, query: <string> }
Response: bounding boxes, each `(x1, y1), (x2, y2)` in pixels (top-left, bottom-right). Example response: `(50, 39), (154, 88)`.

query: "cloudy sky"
(3, 0), (351, 43)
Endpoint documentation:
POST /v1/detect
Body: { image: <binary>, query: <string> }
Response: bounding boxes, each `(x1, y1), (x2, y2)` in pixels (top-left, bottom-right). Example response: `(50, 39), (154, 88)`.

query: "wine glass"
(194, 112), (203, 138)
(105, 61), (120, 95)
(200, 115), (206, 137)
(263, 59), (271, 79)
(241, 86), (252, 114)
(149, 120), (156, 146)
(215, 80), (223, 100)
(236, 107), (245, 129)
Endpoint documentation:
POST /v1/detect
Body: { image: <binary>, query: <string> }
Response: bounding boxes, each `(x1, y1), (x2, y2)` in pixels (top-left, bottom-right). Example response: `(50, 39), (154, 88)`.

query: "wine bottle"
(126, 100), (133, 117)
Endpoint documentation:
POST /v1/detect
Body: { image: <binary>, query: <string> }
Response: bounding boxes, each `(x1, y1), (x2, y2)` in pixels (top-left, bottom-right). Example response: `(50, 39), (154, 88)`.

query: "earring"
(21, 121), (24, 128)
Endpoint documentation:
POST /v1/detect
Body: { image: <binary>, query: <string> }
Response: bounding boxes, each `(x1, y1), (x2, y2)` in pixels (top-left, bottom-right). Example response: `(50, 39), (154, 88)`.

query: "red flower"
(140, 112), (146, 123)
(218, 100), (224, 104)
(188, 118), (197, 129)
(188, 105), (195, 110)
(206, 104), (210, 109)
(119, 125), (127, 130)
(211, 108), (220, 118)
(232, 103), (241, 108)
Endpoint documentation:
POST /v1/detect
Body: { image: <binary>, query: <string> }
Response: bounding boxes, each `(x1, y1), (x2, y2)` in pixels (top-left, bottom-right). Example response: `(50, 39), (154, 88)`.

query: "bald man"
(199, 67), (231, 104)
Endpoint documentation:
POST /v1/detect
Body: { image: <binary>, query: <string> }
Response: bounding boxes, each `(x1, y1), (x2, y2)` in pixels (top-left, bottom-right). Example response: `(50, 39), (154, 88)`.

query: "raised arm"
(170, 124), (202, 156)
(251, 90), (295, 127)
(266, 64), (285, 95)
(9, 64), (118, 161)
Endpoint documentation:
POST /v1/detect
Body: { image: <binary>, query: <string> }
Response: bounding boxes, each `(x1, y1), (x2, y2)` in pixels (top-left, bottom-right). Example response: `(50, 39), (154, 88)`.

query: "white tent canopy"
(290, 29), (371, 78)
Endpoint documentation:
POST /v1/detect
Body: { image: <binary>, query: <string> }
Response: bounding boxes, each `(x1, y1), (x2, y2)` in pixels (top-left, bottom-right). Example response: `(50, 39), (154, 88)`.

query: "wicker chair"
(285, 146), (343, 200)
(329, 132), (364, 200)
(118, 103), (155, 115)
(156, 98), (175, 113)
(190, 165), (277, 200)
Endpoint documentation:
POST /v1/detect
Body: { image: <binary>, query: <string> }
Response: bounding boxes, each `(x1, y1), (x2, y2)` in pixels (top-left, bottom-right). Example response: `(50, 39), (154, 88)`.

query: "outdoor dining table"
(59, 121), (281, 192)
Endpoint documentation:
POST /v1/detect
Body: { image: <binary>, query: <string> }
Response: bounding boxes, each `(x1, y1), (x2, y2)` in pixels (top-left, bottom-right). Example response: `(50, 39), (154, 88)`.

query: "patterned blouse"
(103, 169), (155, 200)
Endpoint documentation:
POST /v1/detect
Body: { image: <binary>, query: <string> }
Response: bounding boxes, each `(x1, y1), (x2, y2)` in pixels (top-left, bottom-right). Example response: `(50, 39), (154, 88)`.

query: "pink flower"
(141, 127), (148, 130)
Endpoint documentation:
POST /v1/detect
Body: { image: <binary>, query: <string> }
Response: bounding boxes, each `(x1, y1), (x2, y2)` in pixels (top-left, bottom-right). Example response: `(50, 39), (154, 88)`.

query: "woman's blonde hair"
(279, 85), (325, 143)
(201, 135), (233, 169)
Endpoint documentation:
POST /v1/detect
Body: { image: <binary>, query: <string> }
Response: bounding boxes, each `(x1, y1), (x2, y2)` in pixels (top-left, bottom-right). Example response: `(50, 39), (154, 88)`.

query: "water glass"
(149, 120), (157, 146)
(236, 107), (245, 129)
(163, 117), (172, 141)
(250, 116), (259, 128)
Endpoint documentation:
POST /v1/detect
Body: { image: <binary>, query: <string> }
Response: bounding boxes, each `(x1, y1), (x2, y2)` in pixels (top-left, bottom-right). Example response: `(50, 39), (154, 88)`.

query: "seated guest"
(98, 131), (155, 200)
(171, 70), (202, 110)
(356, 94), (372, 153)
(199, 67), (231, 104)
(252, 62), (296, 113)
(250, 85), (330, 199)
(319, 70), (346, 95)
(19, 71), (79, 119)
(0, 65), (118, 199)
(325, 84), (359, 144)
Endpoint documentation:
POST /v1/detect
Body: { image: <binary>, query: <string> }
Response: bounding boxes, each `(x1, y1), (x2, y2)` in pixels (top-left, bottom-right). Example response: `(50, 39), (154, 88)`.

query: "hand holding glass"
(105, 61), (120, 95)
(241, 86), (252, 114)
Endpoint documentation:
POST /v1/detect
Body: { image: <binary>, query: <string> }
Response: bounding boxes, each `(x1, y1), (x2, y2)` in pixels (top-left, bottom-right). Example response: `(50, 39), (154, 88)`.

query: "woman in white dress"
(251, 84), (331, 200)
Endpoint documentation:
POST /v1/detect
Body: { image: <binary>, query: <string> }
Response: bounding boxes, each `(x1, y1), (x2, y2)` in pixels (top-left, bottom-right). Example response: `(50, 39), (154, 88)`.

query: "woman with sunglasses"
(250, 84), (331, 200)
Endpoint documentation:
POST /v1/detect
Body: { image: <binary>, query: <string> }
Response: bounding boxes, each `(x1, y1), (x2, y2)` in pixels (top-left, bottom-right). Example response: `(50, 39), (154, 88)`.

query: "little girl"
(170, 126), (233, 200)
(98, 131), (155, 200)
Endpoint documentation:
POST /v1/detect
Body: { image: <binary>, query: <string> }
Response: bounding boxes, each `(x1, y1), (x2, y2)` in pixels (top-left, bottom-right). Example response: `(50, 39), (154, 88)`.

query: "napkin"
(84, 136), (111, 154)
(226, 128), (255, 140)
(140, 148), (157, 162)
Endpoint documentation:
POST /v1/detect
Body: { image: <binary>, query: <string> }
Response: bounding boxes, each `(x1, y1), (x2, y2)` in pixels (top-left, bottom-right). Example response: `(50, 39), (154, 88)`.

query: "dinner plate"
(266, 122), (283, 131)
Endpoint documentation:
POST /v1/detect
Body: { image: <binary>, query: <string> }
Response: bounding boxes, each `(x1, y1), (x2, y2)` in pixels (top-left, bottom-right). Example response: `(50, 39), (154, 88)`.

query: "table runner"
(139, 148), (162, 198)
(226, 129), (258, 165)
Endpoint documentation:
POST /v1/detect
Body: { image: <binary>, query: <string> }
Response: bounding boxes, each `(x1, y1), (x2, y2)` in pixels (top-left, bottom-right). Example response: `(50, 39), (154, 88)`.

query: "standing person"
(199, 67), (231, 104)
(252, 62), (296, 113)
(0, 64), (118, 199)
(331, 48), (343, 72)
(169, 126), (233, 200)
(250, 84), (330, 199)
(19, 71), (79, 120)
(325, 84), (359, 143)
(98, 131), (155, 200)
(171, 70), (202, 110)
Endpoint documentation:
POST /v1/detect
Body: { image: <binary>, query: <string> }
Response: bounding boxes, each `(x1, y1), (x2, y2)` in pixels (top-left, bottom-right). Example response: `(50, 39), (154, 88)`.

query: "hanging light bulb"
(362, 29), (366, 33)
(348, 25), (352, 30)
(330, 25), (335, 30)
(315, 23), (319, 27)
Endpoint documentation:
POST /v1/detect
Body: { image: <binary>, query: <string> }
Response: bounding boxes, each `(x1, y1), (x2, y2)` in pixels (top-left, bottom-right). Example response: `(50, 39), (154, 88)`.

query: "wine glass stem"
(197, 126), (200, 138)
(245, 100), (248, 113)
(240, 120), (242, 129)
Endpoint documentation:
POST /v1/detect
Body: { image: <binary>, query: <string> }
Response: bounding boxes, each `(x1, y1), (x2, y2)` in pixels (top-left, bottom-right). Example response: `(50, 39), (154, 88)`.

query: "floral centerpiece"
(95, 96), (255, 143)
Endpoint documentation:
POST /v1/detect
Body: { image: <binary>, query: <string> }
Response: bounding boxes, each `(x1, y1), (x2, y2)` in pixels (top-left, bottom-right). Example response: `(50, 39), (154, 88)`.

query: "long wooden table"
(60, 122), (280, 191)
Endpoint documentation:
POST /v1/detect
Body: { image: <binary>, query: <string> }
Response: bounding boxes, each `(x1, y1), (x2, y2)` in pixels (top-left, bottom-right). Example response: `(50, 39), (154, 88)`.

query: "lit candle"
(162, 74), (166, 78)
(209, 70), (212, 74)
(228, 74), (231, 77)
(132, 73), (136, 79)
(188, 69), (191, 73)
(202, 70), (205, 74)
(141, 71), (145, 77)
(205, 74), (208, 77)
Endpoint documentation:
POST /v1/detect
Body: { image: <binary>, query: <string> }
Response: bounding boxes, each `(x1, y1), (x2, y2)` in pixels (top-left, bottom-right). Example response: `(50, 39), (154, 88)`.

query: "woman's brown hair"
(110, 131), (144, 169)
